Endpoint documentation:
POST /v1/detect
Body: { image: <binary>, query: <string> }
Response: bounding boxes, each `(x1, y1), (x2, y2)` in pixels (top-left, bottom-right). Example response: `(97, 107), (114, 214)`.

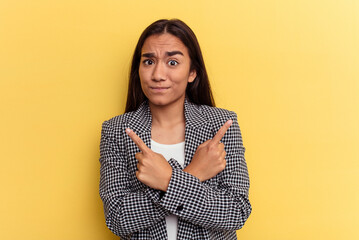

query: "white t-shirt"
(150, 139), (185, 240)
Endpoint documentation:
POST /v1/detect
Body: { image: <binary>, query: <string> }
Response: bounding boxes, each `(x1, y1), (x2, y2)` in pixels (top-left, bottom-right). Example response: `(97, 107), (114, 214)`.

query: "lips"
(150, 86), (170, 89)
(150, 87), (170, 92)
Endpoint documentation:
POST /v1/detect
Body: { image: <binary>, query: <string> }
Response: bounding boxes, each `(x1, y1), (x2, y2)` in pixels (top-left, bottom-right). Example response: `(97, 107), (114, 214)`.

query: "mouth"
(150, 87), (170, 92)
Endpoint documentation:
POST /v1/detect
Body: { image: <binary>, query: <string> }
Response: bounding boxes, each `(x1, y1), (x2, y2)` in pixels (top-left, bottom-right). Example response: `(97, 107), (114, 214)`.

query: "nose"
(152, 62), (166, 81)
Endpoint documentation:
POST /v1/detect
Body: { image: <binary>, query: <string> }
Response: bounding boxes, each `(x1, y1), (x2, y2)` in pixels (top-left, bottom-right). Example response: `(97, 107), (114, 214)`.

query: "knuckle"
(201, 140), (210, 147)
(208, 143), (216, 150)
(222, 160), (227, 169)
(205, 144), (211, 151)
(219, 129), (225, 136)
(137, 174), (143, 181)
(136, 169), (144, 178)
(219, 164), (225, 170)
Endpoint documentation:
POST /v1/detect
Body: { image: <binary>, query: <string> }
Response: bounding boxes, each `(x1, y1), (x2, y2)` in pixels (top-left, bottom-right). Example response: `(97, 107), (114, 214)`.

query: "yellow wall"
(0, 0), (358, 239)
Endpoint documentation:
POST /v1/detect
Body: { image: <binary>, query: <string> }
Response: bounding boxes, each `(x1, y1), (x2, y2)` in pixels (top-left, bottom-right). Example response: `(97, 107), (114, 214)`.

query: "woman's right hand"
(184, 120), (232, 182)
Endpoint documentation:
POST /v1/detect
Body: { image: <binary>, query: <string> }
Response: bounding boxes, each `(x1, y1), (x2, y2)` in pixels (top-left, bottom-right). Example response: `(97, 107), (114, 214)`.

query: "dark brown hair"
(125, 19), (215, 113)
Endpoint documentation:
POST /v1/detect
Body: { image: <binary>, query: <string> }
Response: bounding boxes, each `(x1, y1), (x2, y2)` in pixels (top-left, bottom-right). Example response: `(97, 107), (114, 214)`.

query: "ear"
(188, 69), (197, 83)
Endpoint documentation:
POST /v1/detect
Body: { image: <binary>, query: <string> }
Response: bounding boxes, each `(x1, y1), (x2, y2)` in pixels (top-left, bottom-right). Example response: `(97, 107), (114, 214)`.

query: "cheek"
(171, 69), (191, 86)
(139, 67), (150, 85)
(138, 66), (145, 81)
(138, 70), (147, 94)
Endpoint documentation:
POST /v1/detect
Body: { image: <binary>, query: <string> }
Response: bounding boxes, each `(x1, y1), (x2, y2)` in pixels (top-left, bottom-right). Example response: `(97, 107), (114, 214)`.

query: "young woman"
(99, 19), (251, 240)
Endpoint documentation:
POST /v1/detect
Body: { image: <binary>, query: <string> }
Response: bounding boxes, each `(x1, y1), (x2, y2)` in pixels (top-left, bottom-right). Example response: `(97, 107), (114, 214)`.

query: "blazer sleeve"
(99, 120), (171, 238)
(149, 111), (252, 231)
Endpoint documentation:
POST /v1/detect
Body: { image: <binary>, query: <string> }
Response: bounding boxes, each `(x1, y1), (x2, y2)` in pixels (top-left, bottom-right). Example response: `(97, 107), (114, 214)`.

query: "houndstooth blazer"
(99, 99), (251, 240)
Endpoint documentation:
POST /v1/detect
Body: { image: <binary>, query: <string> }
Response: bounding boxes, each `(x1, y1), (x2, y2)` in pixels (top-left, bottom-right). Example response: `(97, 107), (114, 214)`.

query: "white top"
(150, 139), (185, 240)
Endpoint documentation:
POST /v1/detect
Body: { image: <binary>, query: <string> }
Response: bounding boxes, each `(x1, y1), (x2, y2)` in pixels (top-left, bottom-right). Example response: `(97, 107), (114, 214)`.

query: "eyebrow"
(166, 51), (184, 57)
(141, 51), (184, 58)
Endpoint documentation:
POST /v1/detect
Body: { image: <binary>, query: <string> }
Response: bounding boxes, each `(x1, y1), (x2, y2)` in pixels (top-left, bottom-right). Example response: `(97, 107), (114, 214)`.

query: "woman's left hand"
(126, 128), (172, 191)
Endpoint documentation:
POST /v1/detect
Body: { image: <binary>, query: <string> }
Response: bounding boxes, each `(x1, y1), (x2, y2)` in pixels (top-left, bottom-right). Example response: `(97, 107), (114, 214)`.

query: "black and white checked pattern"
(99, 99), (251, 240)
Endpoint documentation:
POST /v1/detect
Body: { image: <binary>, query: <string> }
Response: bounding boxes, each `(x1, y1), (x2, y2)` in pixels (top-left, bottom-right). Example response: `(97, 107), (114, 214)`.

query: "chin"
(148, 98), (170, 106)
(146, 92), (186, 107)
(147, 96), (182, 108)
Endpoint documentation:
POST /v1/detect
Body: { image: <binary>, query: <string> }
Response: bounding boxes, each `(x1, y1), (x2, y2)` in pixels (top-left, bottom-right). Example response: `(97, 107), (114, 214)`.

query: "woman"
(99, 19), (251, 240)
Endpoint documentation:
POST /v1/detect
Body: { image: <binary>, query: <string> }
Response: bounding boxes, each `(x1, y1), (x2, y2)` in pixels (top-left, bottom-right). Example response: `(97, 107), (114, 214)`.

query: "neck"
(149, 98), (185, 128)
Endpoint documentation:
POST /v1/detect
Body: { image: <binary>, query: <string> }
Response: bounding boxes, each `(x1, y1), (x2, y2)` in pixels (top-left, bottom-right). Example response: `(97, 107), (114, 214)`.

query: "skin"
(138, 33), (196, 110)
(125, 33), (232, 191)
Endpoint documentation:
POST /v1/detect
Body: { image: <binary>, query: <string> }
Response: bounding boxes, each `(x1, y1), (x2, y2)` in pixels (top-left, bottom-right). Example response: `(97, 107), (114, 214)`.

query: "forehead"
(141, 33), (188, 55)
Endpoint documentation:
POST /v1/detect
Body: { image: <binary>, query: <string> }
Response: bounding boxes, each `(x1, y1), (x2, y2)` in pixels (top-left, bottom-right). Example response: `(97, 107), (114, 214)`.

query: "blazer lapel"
(183, 99), (213, 167)
(127, 100), (152, 150)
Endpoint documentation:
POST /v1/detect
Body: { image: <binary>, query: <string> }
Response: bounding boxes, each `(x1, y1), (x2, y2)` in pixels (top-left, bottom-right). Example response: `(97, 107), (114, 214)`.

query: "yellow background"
(0, 0), (358, 239)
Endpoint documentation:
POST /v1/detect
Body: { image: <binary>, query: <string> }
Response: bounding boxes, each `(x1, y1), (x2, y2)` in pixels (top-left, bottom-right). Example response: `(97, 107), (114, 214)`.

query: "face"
(139, 33), (196, 108)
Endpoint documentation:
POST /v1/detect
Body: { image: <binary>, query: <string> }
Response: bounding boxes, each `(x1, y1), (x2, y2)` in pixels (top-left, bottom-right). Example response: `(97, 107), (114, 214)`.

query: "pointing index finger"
(125, 128), (150, 153)
(212, 120), (233, 143)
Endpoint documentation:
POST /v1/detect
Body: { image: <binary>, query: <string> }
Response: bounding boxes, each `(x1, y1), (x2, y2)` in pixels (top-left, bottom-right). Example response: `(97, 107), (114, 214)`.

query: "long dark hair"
(125, 19), (215, 113)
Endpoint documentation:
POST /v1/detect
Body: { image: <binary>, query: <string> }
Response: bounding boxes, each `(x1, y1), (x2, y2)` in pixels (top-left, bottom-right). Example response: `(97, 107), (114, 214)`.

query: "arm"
(99, 120), (170, 237)
(151, 112), (251, 230)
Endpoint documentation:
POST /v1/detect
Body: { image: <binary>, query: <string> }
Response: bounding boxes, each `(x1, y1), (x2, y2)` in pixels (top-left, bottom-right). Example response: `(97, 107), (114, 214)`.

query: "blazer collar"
(183, 98), (207, 129)
(129, 98), (207, 132)
(129, 100), (152, 132)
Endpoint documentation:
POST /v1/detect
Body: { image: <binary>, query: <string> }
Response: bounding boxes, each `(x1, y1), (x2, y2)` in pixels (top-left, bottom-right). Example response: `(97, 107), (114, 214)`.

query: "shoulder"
(190, 103), (239, 129)
(101, 101), (149, 135)
(199, 104), (238, 121)
(100, 113), (130, 142)
(190, 103), (244, 148)
(102, 111), (131, 129)
(101, 104), (146, 140)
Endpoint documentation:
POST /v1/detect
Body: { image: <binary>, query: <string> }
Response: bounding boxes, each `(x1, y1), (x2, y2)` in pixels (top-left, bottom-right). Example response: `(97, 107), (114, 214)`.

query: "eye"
(168, 60), (178, 66)
(143, 59), (154, 65)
